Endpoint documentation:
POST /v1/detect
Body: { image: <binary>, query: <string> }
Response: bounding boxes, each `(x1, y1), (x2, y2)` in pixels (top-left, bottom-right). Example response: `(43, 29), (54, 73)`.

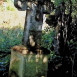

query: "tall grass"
(0, 25), (23, 52)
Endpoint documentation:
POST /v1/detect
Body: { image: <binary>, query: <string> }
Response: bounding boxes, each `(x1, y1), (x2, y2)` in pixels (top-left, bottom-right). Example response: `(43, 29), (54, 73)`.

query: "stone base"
(9, 45), (49, 77)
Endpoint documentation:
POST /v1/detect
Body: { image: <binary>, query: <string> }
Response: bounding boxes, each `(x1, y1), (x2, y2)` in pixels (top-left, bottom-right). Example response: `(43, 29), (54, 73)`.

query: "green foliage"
(0, 26), (23, 52)
(6, 0), (16, 11)
(52, 0), (77, 17)
(6, 5), (16, 11)
(0, 0), (16, 11)
(68, 39), (77, 53)
(71, 0), (77, 17)
(0, 54), (10, 64)
(41, 27), (55, 51)
(53, 0), (62, 6)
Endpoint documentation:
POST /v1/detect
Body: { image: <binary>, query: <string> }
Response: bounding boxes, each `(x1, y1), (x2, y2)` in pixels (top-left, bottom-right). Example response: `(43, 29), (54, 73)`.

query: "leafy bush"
(41, 27), (55, 51)
(0, 25), (23, 52)
(0, 25), (55, 53)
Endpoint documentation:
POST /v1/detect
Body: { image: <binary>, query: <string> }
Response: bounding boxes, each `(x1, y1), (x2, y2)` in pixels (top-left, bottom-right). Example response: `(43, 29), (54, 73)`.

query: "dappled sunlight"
(43, 56), (48, 63)
(9, 49), (49, 77)
(12, 45), (29, 55)
(29, 35), (36, 47)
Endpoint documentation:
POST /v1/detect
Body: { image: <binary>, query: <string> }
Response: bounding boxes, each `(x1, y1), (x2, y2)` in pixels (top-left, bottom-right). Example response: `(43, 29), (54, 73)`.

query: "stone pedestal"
(9, 46), (49, 77)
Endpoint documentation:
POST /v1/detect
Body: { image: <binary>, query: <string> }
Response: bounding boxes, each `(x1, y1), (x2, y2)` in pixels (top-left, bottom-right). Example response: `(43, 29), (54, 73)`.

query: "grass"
(0, 25), (55, 52)
(0, 25), (23, 52)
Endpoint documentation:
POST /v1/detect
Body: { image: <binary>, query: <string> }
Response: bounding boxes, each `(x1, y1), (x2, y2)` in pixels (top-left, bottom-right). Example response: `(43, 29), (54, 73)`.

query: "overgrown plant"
(0, 25), (23, 52)
(41, 27), (55, 51)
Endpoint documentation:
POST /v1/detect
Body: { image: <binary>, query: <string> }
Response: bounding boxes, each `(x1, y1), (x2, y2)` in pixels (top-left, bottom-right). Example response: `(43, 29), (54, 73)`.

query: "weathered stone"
(9, 48), (49, 77)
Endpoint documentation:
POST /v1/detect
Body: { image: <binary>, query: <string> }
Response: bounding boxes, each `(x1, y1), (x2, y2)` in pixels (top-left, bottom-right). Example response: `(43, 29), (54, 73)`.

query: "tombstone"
(9, 0), (53, 77)
(9, 45), (49, 77)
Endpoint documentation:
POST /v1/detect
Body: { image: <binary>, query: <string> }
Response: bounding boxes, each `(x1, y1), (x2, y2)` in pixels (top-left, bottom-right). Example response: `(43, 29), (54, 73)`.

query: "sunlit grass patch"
(0, 0), (17, 11)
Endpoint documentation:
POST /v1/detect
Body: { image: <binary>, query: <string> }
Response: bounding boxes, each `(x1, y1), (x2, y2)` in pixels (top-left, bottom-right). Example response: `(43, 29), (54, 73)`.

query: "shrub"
(0, 25), (23, 52)
(41, 27), (55, 51)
